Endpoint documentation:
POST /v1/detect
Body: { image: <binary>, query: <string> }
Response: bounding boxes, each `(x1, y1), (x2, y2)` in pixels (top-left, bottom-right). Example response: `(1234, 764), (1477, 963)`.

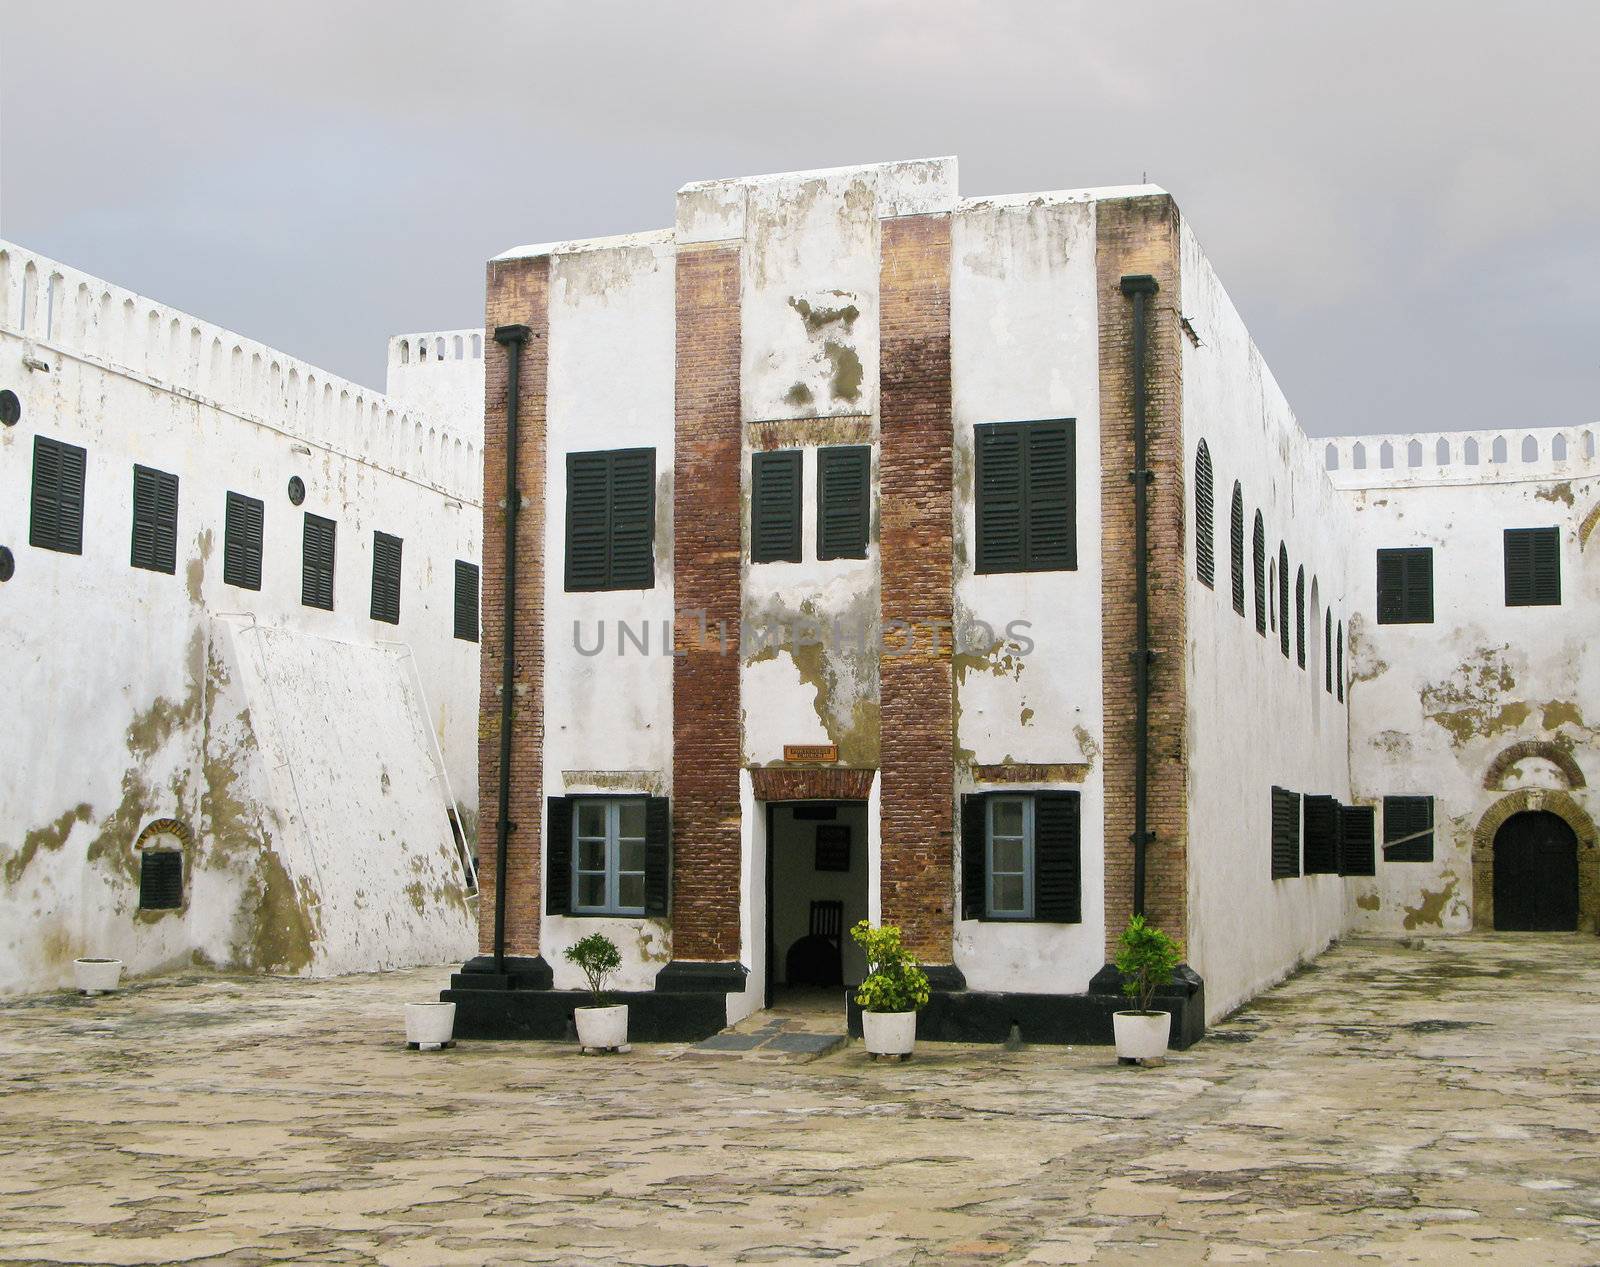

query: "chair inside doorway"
(786, 899), (844, 987)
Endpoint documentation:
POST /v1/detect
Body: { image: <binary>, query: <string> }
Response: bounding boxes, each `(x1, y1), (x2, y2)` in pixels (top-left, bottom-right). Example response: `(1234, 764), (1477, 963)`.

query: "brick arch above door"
(1471, 789), (1598, 933)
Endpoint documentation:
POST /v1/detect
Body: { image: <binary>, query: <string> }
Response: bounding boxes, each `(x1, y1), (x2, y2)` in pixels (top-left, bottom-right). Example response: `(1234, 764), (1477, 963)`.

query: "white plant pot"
(575, 1004), (629, 1050)
(1113, 1010), (1171, 1061)
(74, 958), (122, 996)
(405, 1001), (456, 1050)
(862, 1010), (917, 1056)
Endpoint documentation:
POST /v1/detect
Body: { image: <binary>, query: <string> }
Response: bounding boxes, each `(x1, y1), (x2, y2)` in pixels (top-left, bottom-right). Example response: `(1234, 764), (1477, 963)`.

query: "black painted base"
(451, 954), (554, 992)
(846, 963), (1206, 1049)
(654, 960), (749, 993)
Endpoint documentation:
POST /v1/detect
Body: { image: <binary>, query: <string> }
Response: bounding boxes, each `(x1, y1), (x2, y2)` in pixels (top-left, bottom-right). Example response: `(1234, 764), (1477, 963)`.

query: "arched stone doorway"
(1472, 790), (1598, 933)
(1492, 812), (1579, 931)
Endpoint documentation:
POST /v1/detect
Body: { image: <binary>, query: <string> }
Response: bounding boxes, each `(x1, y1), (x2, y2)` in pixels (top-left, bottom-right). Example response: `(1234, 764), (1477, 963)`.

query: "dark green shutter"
(1382, 796), (1434, 862)
(1024, 421), (1076, 571)
(224, 492), (264, 590)
(138, 851), (184, 910)
(1230, 484), (1245, 615)
(370, 530), (402, 624)
(1303, 795), (1340, 874)
(302, 513), (336, 610)
(131, 465), (179, 574)
(546, 797), (573, 915)
(1278, 544), (1290, 657)
(1504, 527), (1559, 607)
(1270, 786), (1300, 879)
(960, 794), (986, 919)
(1034, 791), (1082, 923)
(643, 796), (670, 915)
(817, 445), (870, 560)
(1324, 611), (1333, 693)
(454, 560), (480, 642)
(1337, 623), (1345, 702)
(1339, 804), (1376, 876)
(565, 452), (611, 591)
(1194, 440), (1214, 589)
(752, 449), (802, 563)
(608, 448), (655, 588)
(1295, 567), (1306, 668)
(1252, 512), (1266, 635)
(30, 435), (87, 555)
(1378, 547), (1433, 624)
(976, 425), (1024, 573)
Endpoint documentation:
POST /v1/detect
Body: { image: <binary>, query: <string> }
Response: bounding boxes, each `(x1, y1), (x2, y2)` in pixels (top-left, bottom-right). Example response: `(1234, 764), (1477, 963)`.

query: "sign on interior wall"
(815, 824), (851, 872)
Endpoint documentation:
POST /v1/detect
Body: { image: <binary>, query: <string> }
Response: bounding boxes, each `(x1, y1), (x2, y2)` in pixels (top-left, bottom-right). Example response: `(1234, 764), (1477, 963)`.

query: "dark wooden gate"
(1492, 811), (1579, 931)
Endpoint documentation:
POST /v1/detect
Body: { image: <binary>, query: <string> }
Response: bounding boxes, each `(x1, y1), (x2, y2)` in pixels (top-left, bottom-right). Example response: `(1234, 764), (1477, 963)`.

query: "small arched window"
(1295, 566), (1306, 668)
(1337, 622), (1345, 703)
(1278, 544), (1290, 658)
(1229, 483), (1245, 617)
(1194, 440), (1215, 589)
(1252, 511), (1266, 636)
(1324, 609), (1333, 694)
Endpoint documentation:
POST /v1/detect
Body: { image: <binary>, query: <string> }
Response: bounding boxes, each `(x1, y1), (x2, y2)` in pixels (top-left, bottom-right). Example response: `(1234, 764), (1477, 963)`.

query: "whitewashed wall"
(0, 242), (480, 993)
(386, 329), (486, 439)
(1331, 435), (1600, 932)
(1179, 220), (1353, 1022)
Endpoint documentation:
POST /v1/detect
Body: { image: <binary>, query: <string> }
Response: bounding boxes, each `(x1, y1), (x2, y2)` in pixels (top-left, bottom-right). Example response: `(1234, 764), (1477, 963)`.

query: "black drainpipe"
(1119, 275), (1158, 919)
(491, 322), (531, 973)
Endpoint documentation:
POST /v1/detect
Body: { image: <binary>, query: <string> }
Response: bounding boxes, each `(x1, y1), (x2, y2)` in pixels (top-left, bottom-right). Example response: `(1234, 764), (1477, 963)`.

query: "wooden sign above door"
(783, 743), (838, 764)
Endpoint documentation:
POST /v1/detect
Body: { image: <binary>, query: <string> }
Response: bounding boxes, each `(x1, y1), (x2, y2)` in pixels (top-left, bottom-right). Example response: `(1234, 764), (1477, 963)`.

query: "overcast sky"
(3, 1), (1596, 437)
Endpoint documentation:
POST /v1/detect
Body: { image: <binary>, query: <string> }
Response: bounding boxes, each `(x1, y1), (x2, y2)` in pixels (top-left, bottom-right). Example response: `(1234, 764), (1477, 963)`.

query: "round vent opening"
(288, 475), (306, 505)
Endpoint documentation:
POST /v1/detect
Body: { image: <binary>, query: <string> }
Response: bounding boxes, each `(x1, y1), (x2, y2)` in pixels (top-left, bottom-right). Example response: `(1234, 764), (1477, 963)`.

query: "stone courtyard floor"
(0, 936), (1597, 1265)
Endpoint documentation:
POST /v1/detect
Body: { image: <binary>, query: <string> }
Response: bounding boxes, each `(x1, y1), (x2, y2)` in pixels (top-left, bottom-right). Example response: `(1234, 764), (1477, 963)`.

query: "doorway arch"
(1472, 790), (1598, 932)
(1492, 812), (1578, 930)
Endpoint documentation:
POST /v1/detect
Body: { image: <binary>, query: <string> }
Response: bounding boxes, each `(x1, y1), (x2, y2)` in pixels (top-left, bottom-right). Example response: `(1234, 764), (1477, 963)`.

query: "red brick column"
(1095, 196), (1189, 960)
(477, 256), (548, 958)
(670, 244), (744, 964)
(878, 214), (957, 966)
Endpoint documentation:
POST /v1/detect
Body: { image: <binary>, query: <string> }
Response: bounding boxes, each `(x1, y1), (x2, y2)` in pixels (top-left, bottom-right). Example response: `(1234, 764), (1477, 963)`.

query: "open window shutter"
(1339, 804), (1376, 876)
(1295, 568), (1306, 667)
(975, 425), (1023, 573)
(752, 449), (801, 563)
(818, 445), (870, 560)
(565, 452), (611, 591)
(131, 465), (159, 568)
(1024, 421), (1075, 570)
(1278, 546), (1290, 656)
(454, 560), (480, 641)
(1303, 795), (1339, 874)
(608, 448), (655, 588)
(546, 796), (573, 915)
(1034, 791), (1082, 923)
(960, 794), (986, 919)
(154, 470), (179, 573)
(1230, 485), (1246, 615)
(643, 796), (670, 915)
(1270, 786), (1300, 879)
(30, 437), (62, 550)
(1252, 514), (1266, 634)
(1194, 441), (1214, 588)
(1325, 611), (1333, 693)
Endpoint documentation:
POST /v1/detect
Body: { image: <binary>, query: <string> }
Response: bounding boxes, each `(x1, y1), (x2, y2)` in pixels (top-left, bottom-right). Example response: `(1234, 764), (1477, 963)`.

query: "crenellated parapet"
(1322, 424), (1599, 490)
(0, 241), (481, 503)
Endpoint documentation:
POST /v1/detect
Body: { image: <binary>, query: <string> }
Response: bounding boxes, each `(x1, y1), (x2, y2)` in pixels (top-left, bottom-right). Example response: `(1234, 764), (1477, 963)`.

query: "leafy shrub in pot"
(564, 932), (628, 1050)
(850, 920), (930, 1057)
(1112, 915), (1182, 1062)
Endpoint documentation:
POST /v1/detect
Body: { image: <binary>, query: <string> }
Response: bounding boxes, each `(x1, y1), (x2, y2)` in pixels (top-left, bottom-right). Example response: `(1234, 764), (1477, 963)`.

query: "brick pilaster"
(877, 214), (956, 964)
(671, 243), (744, 963)
(1095, 196), (1189, 959)
(476, 257), (549, 957)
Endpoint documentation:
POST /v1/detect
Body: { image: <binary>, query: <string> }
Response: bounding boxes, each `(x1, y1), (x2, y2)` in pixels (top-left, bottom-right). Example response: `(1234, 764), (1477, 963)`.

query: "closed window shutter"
(817, 445), (870, 560)
(1270, 786), (1301, 879)
(30, 435), (88, 555)
(1504, 527), (1560, 607)
(131, 465), (179, 574)
(751, 449), (802, 563)
(1337, 623), (1345, 702)
(565, 452), (611, 591)
(1376, 550), (1403, 623)
(1194, 441), (1214, 588)
(302, 513), (336, 610)
(1278, 545), (1290, 657)
(1024, 421), (1076, 570)
(454, 560), (480, 642)
(1379, 547), (1433, 624)
(1402, 549), (1433, 621)
(1339, 804), (1376, 876)
(224, 492), (264, 590)
(1325, 611), (1333, 693)
(1033, 791), (1082, 923)
(960, 794), (986, 920)
(138, 851), (184, 910)
(1303, 795), (1340, 874)
(608, 448), (655, 588)
(976, 425), (1024, 573)
(370, 530), (403, 624)
(1295, 567), (1306, 668)
(643, 796), (670, 915)
(1230, 484), (1245, 615)
(1252, 512), (1266, 635)
(546, 797), (573, 915)
(1383, 795), (1434, 862)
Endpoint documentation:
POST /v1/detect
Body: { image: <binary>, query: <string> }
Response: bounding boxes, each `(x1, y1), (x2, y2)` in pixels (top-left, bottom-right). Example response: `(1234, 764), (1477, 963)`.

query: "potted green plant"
(1112, 915), (1182, 1062)
(850, 920), (931, 1059)
(563, 932), (628, 1052)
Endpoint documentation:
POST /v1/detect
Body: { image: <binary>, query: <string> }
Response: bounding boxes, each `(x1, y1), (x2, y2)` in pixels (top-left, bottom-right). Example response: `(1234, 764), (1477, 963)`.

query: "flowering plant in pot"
(1112, 915), (1182, 1063)
(564, 932), (628, 1052)
(850, 920), (930, 1059)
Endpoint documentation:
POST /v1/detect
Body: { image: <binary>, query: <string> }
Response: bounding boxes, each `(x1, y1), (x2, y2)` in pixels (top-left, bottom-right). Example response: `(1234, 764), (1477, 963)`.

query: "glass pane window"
(571, 799), (648, 916)
(987, 796), (1033, 919)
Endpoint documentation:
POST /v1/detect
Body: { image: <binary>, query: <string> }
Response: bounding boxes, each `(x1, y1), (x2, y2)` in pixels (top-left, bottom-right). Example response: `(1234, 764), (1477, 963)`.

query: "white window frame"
(571, 799), (647, 916)
(986, 795), (1035, 919)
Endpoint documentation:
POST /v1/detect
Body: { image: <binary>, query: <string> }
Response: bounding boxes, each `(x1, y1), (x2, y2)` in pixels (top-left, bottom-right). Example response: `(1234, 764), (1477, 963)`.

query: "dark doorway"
(1493, 811), (1579, 931)
(763, 801), (868, 1009)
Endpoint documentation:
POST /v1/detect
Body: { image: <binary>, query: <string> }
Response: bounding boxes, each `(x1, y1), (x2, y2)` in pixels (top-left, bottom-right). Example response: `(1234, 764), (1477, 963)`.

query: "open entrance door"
(763, 800), (869, 1010)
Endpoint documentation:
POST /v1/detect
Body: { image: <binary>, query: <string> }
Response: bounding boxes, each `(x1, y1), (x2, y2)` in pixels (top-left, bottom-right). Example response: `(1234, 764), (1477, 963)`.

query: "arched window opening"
(1229, 483), (1245, 617)
(1435, 437), (1451, 465)
(1325, 443), (1338, 471)
(1352, 442), (1367, 470)
(1521, 435), (1538, 462)
(1295, 566), (1306, 668)
(399, 339), (410, 364)
(1407, 440), (1422, 467)
(1492, 435), (1508, 463)
(1278, 544), (1290, 658)
(1552, 434), (1568, 461)
(1463, 437), (1480, 465)
(1380, 441), (1394, 469)
(1252, 511), (1266, 636)
(1194, 440), (1215, 589)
